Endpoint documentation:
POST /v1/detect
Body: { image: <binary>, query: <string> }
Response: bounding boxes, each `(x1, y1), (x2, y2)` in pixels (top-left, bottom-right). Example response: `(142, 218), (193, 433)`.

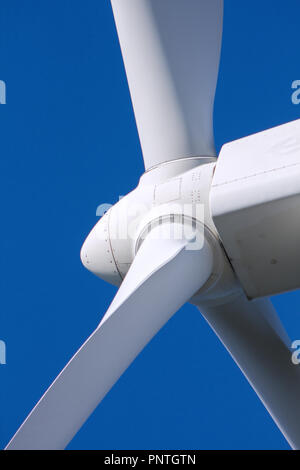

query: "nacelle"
(211, 119), (300, 299)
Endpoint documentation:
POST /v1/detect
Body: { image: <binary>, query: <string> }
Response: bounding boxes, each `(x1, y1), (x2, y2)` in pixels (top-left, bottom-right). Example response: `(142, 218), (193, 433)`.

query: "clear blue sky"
(1, 0), (300, 450)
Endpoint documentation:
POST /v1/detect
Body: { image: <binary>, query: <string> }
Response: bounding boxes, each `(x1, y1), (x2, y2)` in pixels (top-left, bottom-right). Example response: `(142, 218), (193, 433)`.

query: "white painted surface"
(211, 119), (300, 298)
(111, 0), (223, 169)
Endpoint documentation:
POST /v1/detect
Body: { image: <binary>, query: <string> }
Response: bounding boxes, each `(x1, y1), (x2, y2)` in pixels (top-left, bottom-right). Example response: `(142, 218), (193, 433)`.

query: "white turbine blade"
(6, 226), (213, 450)
(196, 293), (300, 449)
(111, 0), (223, 169)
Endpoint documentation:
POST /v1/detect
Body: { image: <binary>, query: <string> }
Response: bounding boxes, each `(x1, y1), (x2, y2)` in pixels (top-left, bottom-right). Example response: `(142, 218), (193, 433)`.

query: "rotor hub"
(81, 158), (238, 302)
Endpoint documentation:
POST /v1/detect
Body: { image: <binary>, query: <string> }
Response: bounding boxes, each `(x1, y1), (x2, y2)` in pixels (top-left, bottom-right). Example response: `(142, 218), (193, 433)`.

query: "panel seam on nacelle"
(213, 161), (300, 187)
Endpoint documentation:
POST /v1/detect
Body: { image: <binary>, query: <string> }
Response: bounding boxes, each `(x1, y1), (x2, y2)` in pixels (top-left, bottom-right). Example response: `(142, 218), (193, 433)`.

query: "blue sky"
(1, 0), (300, 450)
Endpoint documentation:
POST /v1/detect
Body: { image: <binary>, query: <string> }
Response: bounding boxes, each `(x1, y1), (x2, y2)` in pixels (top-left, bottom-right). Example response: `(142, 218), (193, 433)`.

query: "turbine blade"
(6, 226), (213, 450)
(196, 293), (300, 449)
(111, 0), (223, 169)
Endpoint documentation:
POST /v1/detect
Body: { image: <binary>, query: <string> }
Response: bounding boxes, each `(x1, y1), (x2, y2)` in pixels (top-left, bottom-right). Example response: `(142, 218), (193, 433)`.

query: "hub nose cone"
(80, 213), (122, 286)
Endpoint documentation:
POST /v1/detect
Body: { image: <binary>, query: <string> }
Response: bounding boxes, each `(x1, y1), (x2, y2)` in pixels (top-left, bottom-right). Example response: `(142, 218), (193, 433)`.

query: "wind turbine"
(6, 0), (300, 450)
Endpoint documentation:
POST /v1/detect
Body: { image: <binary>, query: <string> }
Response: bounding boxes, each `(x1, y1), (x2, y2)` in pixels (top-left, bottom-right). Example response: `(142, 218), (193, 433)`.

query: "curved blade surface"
(111, 0), (223, 169)
(6, 227), (213, 449)
(196, 293), (300, 449)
